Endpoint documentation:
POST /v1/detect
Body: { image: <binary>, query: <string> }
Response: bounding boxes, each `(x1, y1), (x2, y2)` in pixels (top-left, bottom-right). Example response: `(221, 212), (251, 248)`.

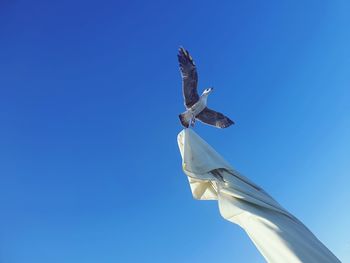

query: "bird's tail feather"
(179, 112), (191, 128)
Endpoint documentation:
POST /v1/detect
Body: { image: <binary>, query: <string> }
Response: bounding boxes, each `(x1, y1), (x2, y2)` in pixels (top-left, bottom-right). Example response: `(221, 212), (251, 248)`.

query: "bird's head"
(202, 87), (214, 96)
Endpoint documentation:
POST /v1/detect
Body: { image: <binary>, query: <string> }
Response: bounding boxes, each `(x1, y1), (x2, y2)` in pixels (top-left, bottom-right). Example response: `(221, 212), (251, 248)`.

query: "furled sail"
(177, 129), (340, 263)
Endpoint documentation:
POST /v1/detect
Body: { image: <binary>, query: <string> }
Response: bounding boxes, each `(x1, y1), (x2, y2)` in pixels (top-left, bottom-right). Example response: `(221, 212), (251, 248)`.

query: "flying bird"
(178, 47), (234, 128)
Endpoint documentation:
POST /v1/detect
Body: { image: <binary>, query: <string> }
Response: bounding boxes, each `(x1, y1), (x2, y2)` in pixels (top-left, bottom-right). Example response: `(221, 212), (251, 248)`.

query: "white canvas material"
(177, 129), (340, 263)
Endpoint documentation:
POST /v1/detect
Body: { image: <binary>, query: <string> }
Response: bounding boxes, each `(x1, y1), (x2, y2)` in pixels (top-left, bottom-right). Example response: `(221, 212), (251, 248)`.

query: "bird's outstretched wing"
(178, 47), (199, 108)
(196, 107), (234, 128)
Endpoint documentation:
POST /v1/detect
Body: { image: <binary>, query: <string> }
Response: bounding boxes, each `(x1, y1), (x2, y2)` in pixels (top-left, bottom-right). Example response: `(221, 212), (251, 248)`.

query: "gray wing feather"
(196, 107), (234, 128)
(178, 47), (199, 108)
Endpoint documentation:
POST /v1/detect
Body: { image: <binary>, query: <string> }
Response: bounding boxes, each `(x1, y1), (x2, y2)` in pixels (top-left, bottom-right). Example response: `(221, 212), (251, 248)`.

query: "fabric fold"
(177, 128), (340, 263)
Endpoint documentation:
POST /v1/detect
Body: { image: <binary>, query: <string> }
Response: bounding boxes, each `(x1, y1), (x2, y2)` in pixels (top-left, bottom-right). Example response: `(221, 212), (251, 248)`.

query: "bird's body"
(189, 94), (208, 115)
(179, 89), (210, 127)
(177, 47), (234, 128)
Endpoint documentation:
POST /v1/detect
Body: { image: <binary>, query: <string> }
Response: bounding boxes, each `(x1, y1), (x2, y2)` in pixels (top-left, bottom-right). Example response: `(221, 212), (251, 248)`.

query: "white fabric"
(177, 129), (340, 263)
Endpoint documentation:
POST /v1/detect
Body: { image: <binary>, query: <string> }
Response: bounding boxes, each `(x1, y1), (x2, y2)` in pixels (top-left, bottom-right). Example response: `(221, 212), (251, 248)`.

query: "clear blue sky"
(1, 1), (349, 262)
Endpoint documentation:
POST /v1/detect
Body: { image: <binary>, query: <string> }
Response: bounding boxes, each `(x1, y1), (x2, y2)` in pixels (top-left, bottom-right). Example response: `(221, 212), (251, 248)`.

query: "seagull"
(178, 47), (234, 128)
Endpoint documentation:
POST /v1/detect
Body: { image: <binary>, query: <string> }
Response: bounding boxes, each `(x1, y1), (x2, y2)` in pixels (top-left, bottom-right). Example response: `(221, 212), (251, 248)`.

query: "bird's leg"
(190, 114), (195, 127)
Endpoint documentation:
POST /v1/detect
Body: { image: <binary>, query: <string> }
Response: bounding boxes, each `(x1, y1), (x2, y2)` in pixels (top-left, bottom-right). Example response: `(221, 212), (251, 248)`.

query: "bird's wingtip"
(178, 46), (186, 55)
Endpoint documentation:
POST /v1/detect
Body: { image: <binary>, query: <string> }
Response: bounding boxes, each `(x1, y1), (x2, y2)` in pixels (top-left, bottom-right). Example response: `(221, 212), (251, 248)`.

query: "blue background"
(1, 1), (349, 262)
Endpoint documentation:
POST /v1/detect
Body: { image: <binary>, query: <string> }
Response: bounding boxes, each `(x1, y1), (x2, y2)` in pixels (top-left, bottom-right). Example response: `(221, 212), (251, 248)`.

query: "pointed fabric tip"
(177, 129), (232, 175)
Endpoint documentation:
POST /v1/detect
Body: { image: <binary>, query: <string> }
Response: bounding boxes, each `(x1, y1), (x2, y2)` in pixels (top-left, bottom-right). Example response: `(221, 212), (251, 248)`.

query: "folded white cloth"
(178, 129), (340, 263)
